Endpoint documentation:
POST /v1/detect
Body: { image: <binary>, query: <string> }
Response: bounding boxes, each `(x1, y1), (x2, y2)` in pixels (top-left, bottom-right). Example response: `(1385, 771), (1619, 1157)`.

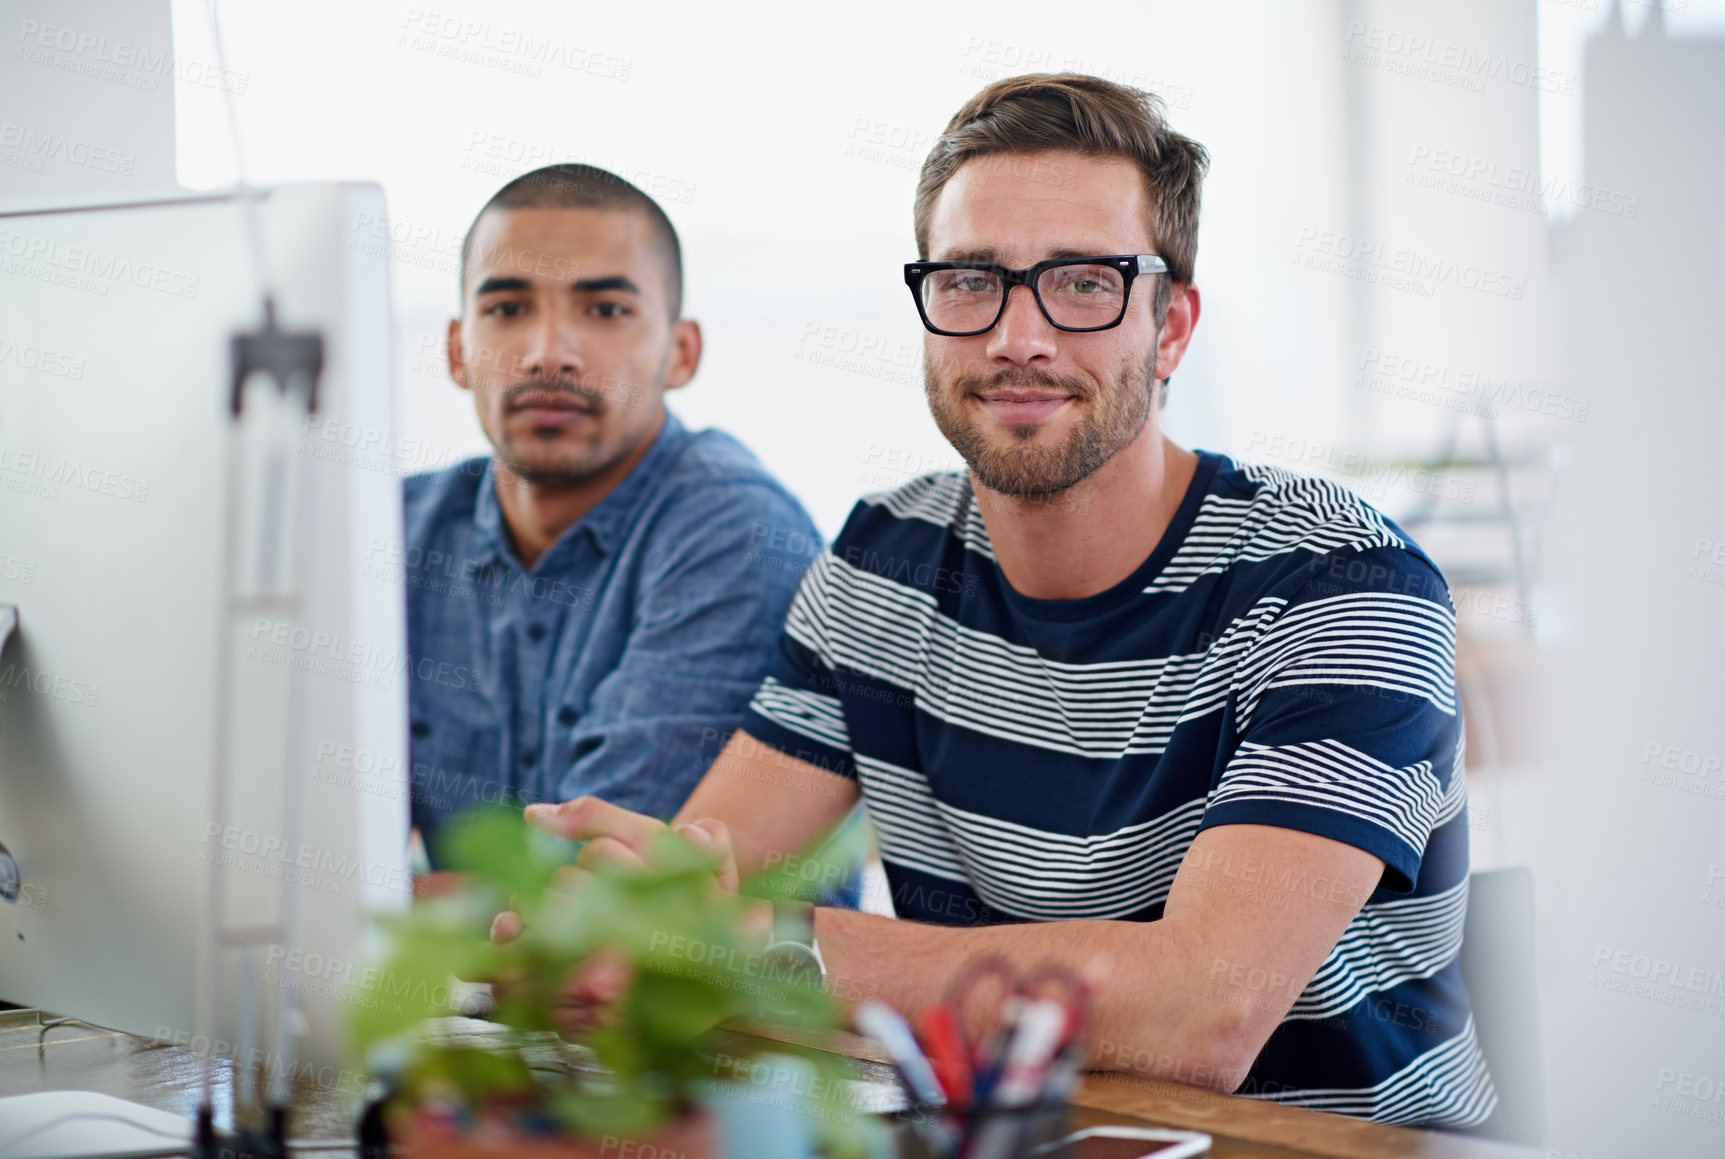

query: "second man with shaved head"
(401, 165), (823, 871)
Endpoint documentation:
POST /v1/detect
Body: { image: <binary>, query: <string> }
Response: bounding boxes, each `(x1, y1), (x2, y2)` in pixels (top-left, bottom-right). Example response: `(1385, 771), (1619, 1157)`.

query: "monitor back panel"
(0, 184), (409, 1076)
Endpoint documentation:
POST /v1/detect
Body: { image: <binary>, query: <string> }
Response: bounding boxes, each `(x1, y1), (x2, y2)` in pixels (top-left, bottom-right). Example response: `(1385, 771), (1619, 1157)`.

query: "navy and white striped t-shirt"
(741, 451), (1496, 1128)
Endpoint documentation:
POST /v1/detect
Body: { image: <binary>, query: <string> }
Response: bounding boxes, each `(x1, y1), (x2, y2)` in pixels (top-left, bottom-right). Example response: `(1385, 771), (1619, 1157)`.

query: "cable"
(203, 0), (279, 313)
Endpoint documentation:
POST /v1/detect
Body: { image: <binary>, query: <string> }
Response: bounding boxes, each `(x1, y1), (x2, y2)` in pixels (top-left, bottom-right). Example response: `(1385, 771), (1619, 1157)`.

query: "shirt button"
(410, 720), (430, 738)
(520, 749), (538, 768)
(558, 707), (578, 725)
(527, 623), (548, 642)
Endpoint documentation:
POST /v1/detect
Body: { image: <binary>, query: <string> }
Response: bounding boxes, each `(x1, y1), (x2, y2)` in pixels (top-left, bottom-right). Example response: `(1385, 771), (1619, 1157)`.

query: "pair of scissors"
(920, 952), (1089, 1111)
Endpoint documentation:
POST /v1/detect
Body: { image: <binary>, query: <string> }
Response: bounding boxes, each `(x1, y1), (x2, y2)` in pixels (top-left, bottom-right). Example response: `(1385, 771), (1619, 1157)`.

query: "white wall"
(163, 0), (1412, 538)
(0, 0), (179, 199)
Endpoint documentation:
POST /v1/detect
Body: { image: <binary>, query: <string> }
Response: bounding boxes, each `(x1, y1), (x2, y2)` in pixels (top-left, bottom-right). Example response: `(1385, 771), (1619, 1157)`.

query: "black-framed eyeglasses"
(903, 254), (1168, 336)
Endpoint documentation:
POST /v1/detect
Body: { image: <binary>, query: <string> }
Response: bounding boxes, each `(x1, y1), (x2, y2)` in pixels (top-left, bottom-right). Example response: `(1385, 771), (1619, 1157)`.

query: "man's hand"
(492, 797), (764, 1041)
(412, 870), (466, 900)
(488, 796), (746, 943)
(524, 795), (742, 892)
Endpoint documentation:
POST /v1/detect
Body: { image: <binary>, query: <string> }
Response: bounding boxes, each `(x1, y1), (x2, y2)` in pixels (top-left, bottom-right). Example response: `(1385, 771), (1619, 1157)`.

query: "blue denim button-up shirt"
(400, 410), (821, 868)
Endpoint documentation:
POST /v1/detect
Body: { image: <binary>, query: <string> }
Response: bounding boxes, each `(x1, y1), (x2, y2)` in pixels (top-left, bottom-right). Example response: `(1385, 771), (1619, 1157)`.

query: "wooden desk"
(754, 1026), (1543, 1159)
(3, 1010), (1541, 1159)
(0, 1009), (358, 1142)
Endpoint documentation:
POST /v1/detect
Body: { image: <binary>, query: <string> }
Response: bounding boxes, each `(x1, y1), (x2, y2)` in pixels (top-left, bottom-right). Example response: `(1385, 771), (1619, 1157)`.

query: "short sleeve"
(1200, 546), (1463, 893)
(740, 549), (858, 779)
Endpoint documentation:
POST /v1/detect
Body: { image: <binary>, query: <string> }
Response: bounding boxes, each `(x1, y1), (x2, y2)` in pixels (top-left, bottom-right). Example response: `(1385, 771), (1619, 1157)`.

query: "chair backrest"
(1458, 866), (1548, 1146)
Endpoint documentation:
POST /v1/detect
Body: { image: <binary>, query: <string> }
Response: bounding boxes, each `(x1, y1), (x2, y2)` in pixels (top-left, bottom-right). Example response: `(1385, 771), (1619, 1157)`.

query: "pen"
(918, 1004), (974, 1110)
(855, 1001), (958, 1157)
(855, 1000), (947, 1109)
(1040, 1040), (1085, 1105)
(986, 997), (1068, 1108)
(969, 992), (1022, 1108)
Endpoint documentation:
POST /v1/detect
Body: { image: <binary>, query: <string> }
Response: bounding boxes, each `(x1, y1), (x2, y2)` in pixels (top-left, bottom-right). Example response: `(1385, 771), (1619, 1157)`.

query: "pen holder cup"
(892, 1098), (1073, 1159)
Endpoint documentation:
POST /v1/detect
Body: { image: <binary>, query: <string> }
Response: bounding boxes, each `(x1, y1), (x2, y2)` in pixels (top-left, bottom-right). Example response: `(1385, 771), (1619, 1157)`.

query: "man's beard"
(491, 377), (616, 484)
(925, 350), (1157, 498)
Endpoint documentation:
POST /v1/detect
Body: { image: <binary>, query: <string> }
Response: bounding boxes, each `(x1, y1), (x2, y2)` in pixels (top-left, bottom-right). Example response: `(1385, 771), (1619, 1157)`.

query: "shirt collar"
(470, 409), (688, 569)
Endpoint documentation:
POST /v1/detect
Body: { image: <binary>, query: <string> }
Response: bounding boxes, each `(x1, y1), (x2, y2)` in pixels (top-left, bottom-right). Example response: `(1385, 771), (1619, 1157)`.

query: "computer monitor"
(0, 183), (409, 1087)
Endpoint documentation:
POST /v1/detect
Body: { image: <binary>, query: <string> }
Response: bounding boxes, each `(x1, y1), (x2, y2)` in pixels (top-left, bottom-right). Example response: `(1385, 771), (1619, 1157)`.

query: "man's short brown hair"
(914, 73), (1209, 323)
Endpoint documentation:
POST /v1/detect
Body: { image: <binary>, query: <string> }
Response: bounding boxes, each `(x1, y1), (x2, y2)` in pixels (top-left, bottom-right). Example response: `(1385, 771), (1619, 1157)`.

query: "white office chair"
(1457, 867), (1548, 1146)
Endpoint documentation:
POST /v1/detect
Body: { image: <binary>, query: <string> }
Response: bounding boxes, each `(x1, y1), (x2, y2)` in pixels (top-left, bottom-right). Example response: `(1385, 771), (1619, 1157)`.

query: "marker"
(855, 1001), (947, 1110)
(986, 998), (1067, 1108)
(1041, 1042), (1085, 1104)
(918, 1004), (973, 1109)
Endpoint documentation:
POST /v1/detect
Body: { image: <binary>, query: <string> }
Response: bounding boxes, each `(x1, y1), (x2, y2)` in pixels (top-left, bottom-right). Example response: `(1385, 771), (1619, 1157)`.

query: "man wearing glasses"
(530, 77), (1492, 1127)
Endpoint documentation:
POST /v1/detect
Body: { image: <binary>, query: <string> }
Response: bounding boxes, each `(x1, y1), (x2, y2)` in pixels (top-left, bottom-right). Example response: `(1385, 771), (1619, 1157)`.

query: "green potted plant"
(347, 807), (875, 1158)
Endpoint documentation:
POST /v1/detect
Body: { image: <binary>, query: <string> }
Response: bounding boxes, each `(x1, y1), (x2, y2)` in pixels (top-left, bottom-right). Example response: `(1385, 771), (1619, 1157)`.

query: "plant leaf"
(442, 805), (558, 898)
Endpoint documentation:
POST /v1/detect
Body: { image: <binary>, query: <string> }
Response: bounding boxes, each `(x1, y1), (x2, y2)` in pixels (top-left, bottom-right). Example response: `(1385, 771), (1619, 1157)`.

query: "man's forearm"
(545, 799), (1372, 1096)
(675, 729), (861, 874)
(812, 906), (1261, 1093)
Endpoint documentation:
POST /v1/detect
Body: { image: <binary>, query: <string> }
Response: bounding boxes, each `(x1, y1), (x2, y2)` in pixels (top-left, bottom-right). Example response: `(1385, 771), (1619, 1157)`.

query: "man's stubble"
(925, 343), (1159, 498)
